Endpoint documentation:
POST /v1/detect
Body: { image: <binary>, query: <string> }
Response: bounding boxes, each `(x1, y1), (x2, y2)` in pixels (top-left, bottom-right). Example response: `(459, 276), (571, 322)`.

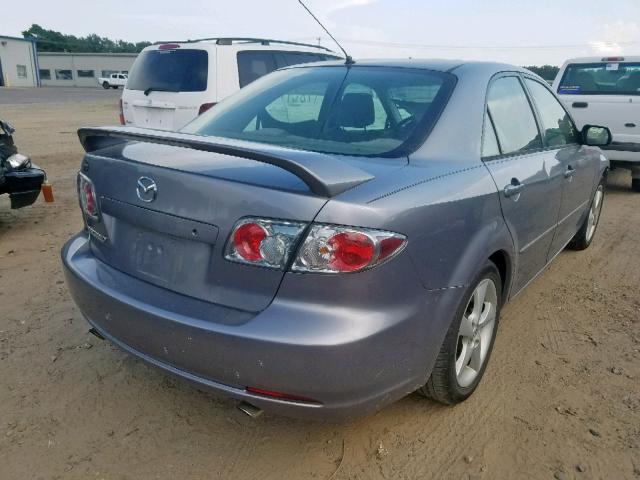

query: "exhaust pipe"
(88, 328), (105, 340)
(237, 401), (263, 419)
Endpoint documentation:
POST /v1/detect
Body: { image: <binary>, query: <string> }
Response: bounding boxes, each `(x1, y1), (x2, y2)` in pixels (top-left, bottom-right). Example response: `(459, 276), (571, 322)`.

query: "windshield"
(558, 62), (640, 95)
(183, 66), (456, 157)
(127, 49), (208, 92)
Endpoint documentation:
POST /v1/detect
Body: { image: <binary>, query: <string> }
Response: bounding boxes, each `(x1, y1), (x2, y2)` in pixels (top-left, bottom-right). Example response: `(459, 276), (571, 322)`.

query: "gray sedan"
(62, 60), (610, 419)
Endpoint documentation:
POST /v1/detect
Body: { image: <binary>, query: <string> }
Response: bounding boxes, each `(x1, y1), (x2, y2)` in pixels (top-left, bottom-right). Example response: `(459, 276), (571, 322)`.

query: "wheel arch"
(488, 249), (513, 303)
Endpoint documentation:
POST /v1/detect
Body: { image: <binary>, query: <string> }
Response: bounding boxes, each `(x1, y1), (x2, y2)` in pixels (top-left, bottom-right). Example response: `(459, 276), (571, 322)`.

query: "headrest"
(337, 93), (375, 128)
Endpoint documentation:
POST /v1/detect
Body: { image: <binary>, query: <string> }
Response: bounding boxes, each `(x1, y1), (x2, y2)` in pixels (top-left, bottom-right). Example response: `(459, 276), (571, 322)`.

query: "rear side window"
(558, 62), (640, 95)
(237, 51), (277, 87)
(238, 51), (340, 88)
(278, 52), (339, 66)
(487, 76), (542, 155)
(482, 110), (500, 157)
(525, 78), (579, 147)
(127, 49), (208, 92)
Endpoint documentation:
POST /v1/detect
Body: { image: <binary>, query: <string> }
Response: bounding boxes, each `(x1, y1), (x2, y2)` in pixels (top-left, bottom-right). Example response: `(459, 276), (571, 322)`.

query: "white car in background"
(98, 73), (128, 90)
(553, 56), (640, 191)
(120, 38), (341, 131)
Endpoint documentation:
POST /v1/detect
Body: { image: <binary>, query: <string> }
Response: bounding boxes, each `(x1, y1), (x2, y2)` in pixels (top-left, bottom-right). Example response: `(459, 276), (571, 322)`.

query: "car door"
(482, 75), (564, 294)
(523, 77), (596, 256)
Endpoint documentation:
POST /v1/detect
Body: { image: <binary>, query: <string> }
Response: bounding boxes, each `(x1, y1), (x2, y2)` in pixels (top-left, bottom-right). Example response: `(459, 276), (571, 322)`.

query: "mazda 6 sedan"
(62, 60), (610, 420)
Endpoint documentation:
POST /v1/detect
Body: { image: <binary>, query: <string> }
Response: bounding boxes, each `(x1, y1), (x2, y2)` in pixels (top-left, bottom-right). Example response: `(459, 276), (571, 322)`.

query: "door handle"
(503, 180), (525, 198)
(564, 165), (576, 179)
(572, 102), (588, 108)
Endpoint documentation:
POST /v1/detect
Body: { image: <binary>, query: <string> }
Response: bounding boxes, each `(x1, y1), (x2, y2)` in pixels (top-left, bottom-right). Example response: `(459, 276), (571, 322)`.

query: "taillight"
(291, 224), (406, 273)
(158, 43), (180, 50)
(198, 102), (216, 115)
(118, 98), (125, 125)
(225, 218), (407, 273)
(77, 173), (98, 219)
(225, 218), (306, 269)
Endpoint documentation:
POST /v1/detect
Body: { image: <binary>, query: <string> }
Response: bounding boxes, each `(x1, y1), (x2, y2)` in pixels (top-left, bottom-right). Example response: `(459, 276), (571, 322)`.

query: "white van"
(120, 38), (341, 132)
(553, 56), (640, 191)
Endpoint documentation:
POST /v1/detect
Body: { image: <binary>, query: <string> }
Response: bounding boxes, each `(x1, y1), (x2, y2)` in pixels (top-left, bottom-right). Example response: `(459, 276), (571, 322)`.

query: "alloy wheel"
(586, 185), (604, 243)
(455, 278), (498, 388)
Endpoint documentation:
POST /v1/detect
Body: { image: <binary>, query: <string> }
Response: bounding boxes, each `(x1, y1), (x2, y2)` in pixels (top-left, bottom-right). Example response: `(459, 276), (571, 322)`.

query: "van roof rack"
(153, 37), (335, 53)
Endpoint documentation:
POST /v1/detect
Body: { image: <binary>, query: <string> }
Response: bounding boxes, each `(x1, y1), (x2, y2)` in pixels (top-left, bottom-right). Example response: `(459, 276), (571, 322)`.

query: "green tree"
(524, 65), (560, 81)
(22, 24), (151, 53)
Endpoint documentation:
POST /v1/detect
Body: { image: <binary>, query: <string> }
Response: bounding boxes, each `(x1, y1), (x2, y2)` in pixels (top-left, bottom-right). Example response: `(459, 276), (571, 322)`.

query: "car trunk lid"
(77, 126), (375, 312)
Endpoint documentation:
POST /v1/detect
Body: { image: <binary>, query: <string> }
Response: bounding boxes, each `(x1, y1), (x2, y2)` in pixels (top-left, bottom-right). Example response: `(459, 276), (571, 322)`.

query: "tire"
(102, 82), (110, 89)
(632, 179), (640, 192)
(567, 181), (605, 250)
(418, 261), (502, 404)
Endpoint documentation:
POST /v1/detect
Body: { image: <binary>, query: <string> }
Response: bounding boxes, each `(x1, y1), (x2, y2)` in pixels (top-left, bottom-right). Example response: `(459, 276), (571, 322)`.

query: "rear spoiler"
(77, 126), (374, 197)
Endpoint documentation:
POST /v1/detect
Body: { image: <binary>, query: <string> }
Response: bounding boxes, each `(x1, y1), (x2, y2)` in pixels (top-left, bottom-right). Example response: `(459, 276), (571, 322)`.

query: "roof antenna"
(298, 0), (355, 65)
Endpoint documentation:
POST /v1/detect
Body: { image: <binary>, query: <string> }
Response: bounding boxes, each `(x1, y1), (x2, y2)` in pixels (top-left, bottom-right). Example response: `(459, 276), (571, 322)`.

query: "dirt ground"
(0, 91), (639, 480)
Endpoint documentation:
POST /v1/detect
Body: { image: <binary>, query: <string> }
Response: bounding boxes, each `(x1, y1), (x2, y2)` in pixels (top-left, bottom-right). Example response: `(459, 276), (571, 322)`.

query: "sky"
(3, 0), (640, 66)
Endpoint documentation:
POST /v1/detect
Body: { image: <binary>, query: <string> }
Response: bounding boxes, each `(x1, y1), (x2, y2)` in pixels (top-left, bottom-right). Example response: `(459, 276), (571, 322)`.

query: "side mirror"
(582, 125), (611, 147)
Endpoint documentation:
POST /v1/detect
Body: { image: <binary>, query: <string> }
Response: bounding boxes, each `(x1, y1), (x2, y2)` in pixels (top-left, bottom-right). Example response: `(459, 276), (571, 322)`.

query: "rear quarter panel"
(315, 161), (514, 293)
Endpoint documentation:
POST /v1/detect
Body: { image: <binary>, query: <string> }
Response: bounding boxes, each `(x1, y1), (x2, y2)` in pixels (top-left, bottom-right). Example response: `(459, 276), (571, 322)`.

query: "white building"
(0, 35), (39, 87)
(37, 52), (137, 87)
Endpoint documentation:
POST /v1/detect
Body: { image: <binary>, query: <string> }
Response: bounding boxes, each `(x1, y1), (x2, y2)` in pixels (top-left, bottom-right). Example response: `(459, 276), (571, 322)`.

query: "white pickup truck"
(553, 56), (640, 191)
(98, 73), (128, 90)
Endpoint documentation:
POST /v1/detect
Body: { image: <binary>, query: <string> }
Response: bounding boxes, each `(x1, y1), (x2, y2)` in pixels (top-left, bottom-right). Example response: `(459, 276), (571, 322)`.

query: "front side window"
(17, 65), (27, 78)
(127, 49), (208, 92)
(525, 78), (579, 147)
(184, 66), (456, 157)
(487, 76), (542, 155)
(558, 62), (640, 95)
(55, 69), (72, 80)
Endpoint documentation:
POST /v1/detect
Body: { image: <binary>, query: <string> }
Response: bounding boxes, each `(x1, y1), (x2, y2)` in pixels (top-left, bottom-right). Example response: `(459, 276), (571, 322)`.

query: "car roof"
(285, 58), (534, 76)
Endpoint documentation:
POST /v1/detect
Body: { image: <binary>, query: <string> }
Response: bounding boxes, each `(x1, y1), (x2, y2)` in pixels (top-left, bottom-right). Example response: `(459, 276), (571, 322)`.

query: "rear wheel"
(102, 81), (110, 89)
(418, 261), (502, 404)
(567, 181), (604, 250)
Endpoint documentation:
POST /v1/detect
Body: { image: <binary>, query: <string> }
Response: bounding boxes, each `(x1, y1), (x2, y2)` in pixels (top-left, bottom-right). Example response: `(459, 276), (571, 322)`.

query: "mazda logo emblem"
(136, 176), (157, 203)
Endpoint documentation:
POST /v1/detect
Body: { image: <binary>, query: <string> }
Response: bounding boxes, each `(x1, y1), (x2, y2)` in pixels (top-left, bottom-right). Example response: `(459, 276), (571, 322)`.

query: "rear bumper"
(0, 165), (45, 209)
(62, 233), (461, 420)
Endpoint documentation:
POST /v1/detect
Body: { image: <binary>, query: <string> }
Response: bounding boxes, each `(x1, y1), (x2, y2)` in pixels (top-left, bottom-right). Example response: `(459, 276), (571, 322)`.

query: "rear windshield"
(127, 49), (208, 92)
(558, 62), (640, 95)
(183, 66), (455, 157)
(237, 50), (341, 87)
